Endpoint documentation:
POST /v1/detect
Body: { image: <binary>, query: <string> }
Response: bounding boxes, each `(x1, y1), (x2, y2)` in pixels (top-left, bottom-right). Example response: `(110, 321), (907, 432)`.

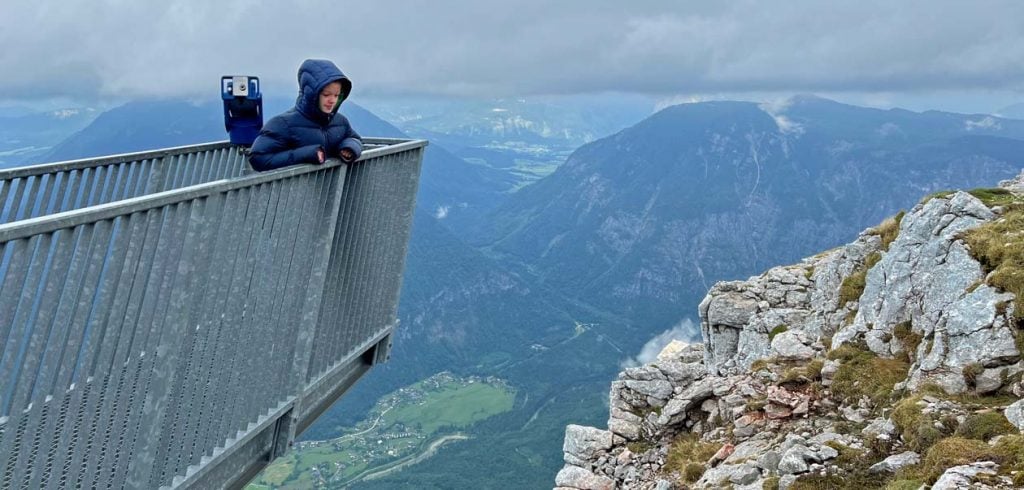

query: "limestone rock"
(779, 474), (798, 490)
(812, 445), (838, 462)
(820, 359), (839, 387)
(697, 463), (760, 487)
(832, 192), (1021, 395)
(733, 413), (765, 439)
(757, 450), (781, 473)
(707, 292), (760, 328)
(623, 379), (673, 404)
(654, 340), (705, 368)
(862, 418), (897, 440)
(700, 263), (823, 376)
(1006, 400), (1024, 432)
(656, 340), (689, 361)
(767, 386), (808, 409)
(869, 451), (921, 473)
(563, 425), (612, 464)
(778, 445), (811, 474)
(808, 233), (883, 326)
(707, 443), (735, 466)
(931, 461), (999, 490)
(725, 439), (772, 465)
(554, 465), (616, 490)
(608, 409), (641, 440)
(657, 378), (716, 426)
(999, 169), (1024, 193)
(652, 360), (705, 384)
(653, 480), (673, 490)
(728, 464), (761, 485)
(771, 331), (816, 360)
(976, 364), (1022, 395)
(765, 403), (792, 420)
(841, 406), (866, 423)
(807, 432), (846, 446)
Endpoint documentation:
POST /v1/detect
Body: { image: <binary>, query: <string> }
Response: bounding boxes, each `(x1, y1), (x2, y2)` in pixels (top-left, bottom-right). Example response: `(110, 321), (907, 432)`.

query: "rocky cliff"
(555, 173), (1024, 489)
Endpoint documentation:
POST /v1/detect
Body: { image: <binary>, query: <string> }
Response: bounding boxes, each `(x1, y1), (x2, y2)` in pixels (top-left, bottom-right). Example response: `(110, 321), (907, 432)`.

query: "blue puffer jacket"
(249, 59), (363, 171)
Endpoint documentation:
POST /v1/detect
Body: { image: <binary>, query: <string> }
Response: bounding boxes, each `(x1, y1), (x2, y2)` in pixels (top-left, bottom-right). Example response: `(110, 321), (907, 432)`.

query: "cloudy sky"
(3, 0), (1024, 113)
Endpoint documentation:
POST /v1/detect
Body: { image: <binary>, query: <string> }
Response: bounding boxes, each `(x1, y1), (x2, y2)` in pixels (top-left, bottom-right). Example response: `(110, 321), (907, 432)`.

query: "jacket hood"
(295, 59), (352, 123)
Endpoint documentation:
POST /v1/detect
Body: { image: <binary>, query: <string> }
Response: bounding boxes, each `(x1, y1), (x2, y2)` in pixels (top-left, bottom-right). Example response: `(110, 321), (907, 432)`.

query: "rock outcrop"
(833, 192), (1019, 394)
(557, 181), (1024, 489)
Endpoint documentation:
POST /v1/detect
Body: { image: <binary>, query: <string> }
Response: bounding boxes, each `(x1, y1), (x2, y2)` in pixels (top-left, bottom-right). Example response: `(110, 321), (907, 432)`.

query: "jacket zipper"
(322, 127), (328, 156)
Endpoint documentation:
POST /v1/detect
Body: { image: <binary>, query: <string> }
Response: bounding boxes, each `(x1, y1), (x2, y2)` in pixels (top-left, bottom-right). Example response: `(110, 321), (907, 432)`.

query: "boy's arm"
(249, 117), (322, 171)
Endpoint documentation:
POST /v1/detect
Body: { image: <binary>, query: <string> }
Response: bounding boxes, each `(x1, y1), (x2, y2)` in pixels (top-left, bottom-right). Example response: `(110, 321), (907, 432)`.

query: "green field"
(383, 382), (512, 432)
(245, 373), (514, 489)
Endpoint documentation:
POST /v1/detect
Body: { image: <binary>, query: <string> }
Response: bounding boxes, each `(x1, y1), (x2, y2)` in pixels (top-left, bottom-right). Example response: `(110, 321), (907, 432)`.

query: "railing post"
(124, 203), (200, 489)
(145, 156), (169, 194)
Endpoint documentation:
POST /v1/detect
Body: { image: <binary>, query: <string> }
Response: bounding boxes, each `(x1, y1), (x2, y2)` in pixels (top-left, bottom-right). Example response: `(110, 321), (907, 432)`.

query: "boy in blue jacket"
(249, 59), (363, 171)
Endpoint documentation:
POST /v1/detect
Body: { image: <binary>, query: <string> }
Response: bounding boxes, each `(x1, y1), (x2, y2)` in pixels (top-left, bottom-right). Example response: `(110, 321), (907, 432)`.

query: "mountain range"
(469, 96), (1024, 332)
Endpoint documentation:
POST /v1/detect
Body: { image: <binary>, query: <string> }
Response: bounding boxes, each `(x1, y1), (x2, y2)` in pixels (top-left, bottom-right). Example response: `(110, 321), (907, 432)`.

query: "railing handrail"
(0, 137), (418, 181)
(0, 141), (231, 180)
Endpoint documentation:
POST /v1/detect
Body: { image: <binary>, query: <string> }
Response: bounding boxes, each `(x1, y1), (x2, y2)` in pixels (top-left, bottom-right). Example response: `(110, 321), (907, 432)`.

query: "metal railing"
(0, 138), (425, 489)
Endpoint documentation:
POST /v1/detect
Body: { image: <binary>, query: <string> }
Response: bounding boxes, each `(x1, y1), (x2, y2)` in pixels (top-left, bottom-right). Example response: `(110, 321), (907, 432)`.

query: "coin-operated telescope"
(221, 76), (262, 146)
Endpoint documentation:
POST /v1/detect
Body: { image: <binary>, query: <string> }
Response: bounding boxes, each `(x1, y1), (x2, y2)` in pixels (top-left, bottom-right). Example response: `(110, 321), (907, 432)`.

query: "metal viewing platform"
(0, 138), (426, 489)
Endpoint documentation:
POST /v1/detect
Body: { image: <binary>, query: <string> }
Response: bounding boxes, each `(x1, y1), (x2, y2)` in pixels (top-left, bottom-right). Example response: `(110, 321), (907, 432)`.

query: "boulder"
(697, 463), (760, 487)
(563, 425), (612, 464)
(778, 445), (811, 474)
(811, 445), (838, 462)
(931, 461), (999, 490)
(554, 465), (616, 490)
(623, 379), (673, 404)
(707, 292), (760, 328)
(652, 360), (705, 384)
(608, 408), (642, 440)
(862, 418), (897, 440)
(757, 451), (781, 473)
(868, 451), (921, 473)
(725, 439), (772, 465)
(1006, 400), (1024, 432)
(770, 331), (816, 360)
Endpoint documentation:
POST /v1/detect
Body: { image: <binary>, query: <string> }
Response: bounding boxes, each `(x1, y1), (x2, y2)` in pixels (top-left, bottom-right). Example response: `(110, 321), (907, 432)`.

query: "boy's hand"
(317, 148), (326, 163)
(340, 148), (355, 162)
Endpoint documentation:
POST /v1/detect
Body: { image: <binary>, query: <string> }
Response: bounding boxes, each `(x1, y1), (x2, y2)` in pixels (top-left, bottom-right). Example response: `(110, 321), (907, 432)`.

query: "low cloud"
(434, 205), (450, 220)
(620, 318), (699, 369)
(965, 116), (1003, 131)
(653, 95), (709, 112)
(759, 98), (804, 135)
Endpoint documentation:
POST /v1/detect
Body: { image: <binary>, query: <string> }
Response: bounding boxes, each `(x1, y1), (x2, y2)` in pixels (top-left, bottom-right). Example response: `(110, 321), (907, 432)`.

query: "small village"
(253, 372), (512, 488)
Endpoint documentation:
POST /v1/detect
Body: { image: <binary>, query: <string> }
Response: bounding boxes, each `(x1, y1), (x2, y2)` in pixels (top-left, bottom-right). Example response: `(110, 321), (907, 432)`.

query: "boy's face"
(319, 82), (342, 114)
